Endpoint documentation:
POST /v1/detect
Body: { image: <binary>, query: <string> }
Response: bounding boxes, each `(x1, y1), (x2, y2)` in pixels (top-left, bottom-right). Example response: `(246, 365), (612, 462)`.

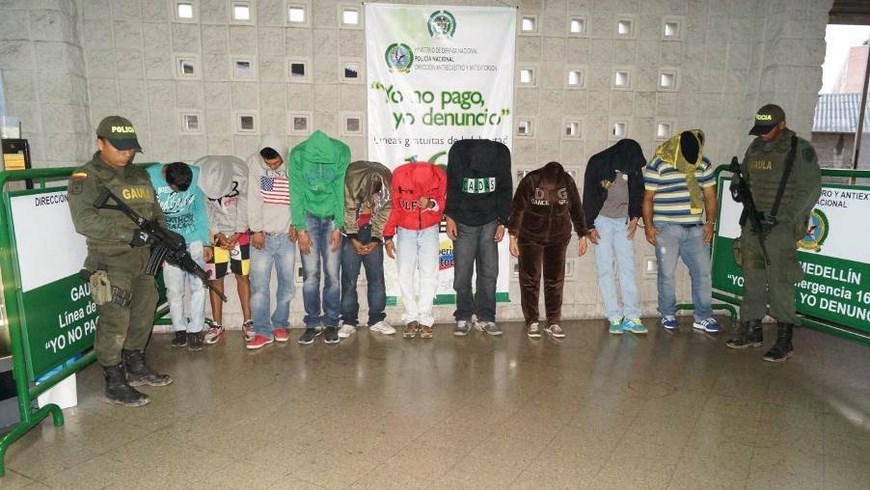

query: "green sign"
(713, 178), (870, 334)
(8, 188), (94, 381)
(21, 274), (97, 378)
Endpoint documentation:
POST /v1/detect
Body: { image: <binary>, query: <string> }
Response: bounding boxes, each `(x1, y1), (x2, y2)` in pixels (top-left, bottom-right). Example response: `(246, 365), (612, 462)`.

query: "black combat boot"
(123, 350), (174, 387)
(103, 364), (150, 407)
(762, 323), (793, 362)
(726, 319), (763, 349)
(747, 321), (763, 347)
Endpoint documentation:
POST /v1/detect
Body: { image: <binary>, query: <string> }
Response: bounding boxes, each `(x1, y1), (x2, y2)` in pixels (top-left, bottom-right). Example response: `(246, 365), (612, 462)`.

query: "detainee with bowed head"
(147, 161), (213, 352)
(384, 160), (447, 339)
(339, 160), (396, 338)
(290, 130), (350, 345)
(508, 161), (588, 338)
(445, 139), (513, 337)
(193, 155), (252, 345)
(583, 139), (648, 335)
(245, 137), (297, 350)
(642, 129), (720, 333)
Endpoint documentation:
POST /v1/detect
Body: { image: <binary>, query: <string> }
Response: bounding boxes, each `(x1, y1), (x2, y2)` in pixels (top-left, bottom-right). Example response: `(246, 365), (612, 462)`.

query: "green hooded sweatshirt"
(289, 130), (351, 229)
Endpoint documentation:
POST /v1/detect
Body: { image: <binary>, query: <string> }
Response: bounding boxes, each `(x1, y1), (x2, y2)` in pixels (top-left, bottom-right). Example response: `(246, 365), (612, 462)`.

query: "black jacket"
(445, 139), (513, 226)
(582, 139), (646, 227)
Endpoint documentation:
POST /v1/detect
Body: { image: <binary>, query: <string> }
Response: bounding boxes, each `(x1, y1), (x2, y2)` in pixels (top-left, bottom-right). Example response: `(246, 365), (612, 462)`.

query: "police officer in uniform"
(68, 116), (173, 406)
(726, 104), (821, 362)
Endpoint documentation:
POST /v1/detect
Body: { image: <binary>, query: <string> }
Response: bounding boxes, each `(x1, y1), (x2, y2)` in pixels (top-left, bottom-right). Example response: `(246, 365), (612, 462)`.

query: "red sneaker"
(246, 334), (274, 350)
(273, 328), (290, 342)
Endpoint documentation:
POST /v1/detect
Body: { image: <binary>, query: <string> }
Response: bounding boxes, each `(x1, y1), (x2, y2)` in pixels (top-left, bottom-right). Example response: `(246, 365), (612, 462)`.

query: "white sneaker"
(545, 324), (565, 338)
(338, 323), (356, 339)
(242, 320), (255, 341)
(369, 320), (396, 335)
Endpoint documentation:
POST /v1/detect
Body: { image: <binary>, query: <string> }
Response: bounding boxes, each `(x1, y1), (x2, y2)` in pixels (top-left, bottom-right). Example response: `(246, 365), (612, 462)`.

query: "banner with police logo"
(365, 4), (516, 303)
(8, 189), (96, 379)
(712, 177), (870, 335)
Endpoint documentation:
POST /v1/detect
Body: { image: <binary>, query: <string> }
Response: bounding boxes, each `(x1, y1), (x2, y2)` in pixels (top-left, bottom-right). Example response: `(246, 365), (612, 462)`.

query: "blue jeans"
(250, 233), (296, 336)
(340, 236), (386, 326)
(300, 214), (341, 328)
(653, 222), (713, 320)
(452, 220), (499, 322)
(163, 241), (206, 334)
(594, 216), (641, 321)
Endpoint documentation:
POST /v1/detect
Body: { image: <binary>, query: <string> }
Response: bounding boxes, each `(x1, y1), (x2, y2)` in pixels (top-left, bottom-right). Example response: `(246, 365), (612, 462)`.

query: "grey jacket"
(193, 155), (249, 236)
(247, 136), (292, 234)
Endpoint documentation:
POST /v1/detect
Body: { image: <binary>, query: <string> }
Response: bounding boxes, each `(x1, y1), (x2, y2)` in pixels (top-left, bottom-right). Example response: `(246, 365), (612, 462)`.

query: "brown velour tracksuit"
(508, 162), (587, 326)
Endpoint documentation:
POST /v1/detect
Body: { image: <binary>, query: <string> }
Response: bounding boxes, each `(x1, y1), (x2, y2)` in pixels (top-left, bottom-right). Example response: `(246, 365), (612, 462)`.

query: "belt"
(679, 223), (703, 227)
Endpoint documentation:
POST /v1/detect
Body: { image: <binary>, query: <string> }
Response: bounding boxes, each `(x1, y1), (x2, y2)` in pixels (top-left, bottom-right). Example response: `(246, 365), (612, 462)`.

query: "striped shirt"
(644, 157), (715, 225)
(260, 173), (290, 205)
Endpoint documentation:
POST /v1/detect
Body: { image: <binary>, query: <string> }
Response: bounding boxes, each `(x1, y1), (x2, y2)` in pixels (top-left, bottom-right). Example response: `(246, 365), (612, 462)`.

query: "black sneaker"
(188, 331), (206, 352)
(298, 328), (319, 345)
(170, 331), (188, 348)
(324, 326), (339, 344)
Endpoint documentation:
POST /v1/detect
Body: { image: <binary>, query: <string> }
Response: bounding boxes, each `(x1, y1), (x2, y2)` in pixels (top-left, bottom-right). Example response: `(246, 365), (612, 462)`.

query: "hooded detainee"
(508, 161), (588, 339)
(193, 155), (252, 346)
(338, 160), (396, 338)
(583, 139), (648, 335)
(642, 129), (721, 334)
(289, 130), (351, 345)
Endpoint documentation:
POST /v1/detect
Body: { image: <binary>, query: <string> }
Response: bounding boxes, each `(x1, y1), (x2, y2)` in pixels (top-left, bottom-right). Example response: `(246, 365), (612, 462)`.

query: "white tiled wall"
(0, 0), (834, 325)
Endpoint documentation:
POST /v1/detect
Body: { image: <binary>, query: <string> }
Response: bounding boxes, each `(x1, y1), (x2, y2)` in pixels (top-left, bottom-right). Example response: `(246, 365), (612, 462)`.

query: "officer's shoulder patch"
(69, 171), (87, 195)
(69, 178), (84, 195)
(802, 146), (816, 161)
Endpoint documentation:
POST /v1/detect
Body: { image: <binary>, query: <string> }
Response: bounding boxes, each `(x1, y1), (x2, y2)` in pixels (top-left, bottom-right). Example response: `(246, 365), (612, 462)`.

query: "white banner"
(366, 4), (516, 302)
(718, 178), (870, 263)
(11, 190), (87, 292)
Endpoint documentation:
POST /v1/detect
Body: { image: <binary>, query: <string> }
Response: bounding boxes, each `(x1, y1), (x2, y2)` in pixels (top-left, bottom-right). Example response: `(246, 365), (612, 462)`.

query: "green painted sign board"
(20, 275), (97, 379)
(7, 188), (96, 381)
(713, 177), (870, 334)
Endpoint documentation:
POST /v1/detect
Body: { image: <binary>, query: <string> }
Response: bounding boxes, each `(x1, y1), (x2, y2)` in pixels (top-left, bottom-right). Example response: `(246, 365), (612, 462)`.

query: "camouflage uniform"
(739, 128), (821, 324)
(67, 155), (165, 367)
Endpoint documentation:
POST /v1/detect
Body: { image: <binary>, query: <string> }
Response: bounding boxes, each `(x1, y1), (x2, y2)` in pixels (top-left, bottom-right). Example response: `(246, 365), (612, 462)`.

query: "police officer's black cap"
(749, 104), (785, 136)
(96, 115), (143, 152)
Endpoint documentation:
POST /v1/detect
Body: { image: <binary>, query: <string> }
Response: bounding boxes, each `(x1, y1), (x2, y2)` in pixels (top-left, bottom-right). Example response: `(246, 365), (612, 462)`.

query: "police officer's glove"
(130, 230), (157, 248)
(760, 215), (778, 236)
(729, 181), (744, 203)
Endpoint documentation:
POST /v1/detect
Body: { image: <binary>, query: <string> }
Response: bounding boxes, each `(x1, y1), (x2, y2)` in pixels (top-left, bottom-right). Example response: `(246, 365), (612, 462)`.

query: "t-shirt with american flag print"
(260, 171), (290, 205)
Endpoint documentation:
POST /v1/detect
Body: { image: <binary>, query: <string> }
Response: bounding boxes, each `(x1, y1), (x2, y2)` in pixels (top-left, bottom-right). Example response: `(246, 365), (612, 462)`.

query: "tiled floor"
(2, 317), (869, 489)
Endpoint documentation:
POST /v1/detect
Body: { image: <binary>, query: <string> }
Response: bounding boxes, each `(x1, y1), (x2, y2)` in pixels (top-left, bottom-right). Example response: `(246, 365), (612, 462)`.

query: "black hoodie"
(582, 139), (646, 228)
(444, 139), (513, 226)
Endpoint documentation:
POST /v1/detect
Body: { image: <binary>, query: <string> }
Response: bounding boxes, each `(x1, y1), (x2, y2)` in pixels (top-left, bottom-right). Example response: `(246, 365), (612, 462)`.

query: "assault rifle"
(94, 188), (227, 302)
(728, 156), (770, 266)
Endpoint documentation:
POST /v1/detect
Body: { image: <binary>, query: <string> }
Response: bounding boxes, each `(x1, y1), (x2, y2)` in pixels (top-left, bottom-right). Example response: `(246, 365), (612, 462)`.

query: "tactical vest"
(745, 131), (799, 215)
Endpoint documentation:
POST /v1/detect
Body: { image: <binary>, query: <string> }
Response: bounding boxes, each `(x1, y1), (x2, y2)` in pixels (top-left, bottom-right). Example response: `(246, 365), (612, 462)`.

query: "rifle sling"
(770, 135), (798, 219)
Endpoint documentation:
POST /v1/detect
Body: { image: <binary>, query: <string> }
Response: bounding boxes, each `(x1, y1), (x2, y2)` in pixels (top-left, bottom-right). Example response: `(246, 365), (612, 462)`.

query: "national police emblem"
(428, 10), (456, 39)
(385, 43), (414, 73)
(798, 208), (828, 252)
